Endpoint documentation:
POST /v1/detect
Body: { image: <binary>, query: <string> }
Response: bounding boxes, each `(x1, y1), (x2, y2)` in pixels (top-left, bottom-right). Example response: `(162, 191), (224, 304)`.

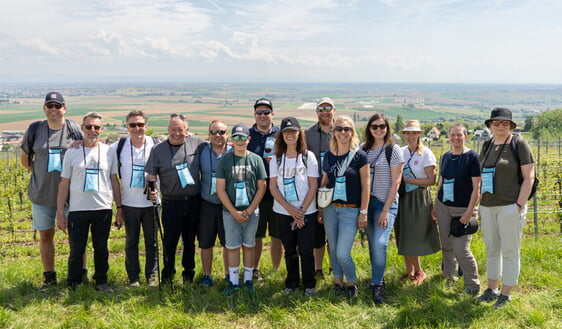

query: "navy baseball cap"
(44, 92), (65, 105)
(231, 123), (250, 137)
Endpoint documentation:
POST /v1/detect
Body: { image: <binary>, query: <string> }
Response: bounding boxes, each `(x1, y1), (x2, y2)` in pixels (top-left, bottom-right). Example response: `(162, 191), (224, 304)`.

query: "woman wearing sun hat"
(477, 107), (535, 308)
(395, 120), (440, 286)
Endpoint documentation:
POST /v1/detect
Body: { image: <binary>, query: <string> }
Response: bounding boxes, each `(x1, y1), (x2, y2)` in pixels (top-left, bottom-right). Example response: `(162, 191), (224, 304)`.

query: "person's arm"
(460, 176), (481, 224)
(432, 176), (444, 221)
(358, 163), (369, 230)
(404, 165), (436, 186)
(146, 173), (159, 202)
(378, 163), (403, 228)
(110, 173), (124, 228)
(20, 151), (32, 171)
(56, 178), (70, 234)
(317, 172), (329, 224)
(517, 163), (535, 211)
(248, 179), (267, 215)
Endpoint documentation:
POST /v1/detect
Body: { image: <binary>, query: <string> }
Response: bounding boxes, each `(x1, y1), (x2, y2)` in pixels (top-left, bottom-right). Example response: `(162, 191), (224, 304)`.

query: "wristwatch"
(359, 209), (368, 215)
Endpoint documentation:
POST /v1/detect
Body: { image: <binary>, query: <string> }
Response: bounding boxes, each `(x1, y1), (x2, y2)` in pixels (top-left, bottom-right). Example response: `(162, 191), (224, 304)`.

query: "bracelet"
(116, 206), (123, 209)
(516, 203), (523, 208)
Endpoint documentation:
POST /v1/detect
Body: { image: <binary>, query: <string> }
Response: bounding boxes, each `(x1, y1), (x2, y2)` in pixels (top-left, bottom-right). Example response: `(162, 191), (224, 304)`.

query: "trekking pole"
(148, 180), (173, 292)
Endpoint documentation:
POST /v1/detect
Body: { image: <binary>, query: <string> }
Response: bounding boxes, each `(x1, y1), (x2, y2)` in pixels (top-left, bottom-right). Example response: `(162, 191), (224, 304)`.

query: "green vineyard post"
(534, 139), (540, 240)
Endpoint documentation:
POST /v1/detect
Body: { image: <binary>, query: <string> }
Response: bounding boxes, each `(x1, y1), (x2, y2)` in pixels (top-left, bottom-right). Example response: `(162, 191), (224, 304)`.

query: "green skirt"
(395, 187), (441, 256)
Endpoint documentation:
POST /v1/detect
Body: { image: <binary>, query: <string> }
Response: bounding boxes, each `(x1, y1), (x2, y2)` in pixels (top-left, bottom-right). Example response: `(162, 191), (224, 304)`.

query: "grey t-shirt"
(479, 136), (534, 206)
(21, 120), (82, 207)
(145, 136), (205, 198)
(305, 122), (331, 177)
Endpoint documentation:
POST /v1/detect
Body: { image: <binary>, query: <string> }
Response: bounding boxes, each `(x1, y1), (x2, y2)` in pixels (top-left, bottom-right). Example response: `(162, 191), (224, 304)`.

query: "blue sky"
(1, 0), (561, 83)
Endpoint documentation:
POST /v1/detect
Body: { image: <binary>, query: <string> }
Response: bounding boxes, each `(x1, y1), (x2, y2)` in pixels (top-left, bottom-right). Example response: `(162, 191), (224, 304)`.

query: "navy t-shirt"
(437, 150), (481, 207)
(322, 150), (368, 206)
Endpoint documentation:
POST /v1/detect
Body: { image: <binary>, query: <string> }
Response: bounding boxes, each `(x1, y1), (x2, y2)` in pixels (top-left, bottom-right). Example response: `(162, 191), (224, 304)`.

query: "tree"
(524, 115), (535, 132)
(394, 114), (404, 133)
(531, 108), (562, 139)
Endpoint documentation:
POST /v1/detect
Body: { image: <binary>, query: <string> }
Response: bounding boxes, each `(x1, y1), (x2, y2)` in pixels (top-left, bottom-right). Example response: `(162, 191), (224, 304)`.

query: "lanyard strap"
(82, 144), (100, 167)
(47, 123), (65, 149)
(130, 138), (146, 166)
(482, 138), (508, 168)
(168, 140), (187, 165)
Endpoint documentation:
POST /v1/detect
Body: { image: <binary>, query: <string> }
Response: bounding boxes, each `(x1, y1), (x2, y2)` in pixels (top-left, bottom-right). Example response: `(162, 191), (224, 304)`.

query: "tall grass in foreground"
(0, 216), (561, 328)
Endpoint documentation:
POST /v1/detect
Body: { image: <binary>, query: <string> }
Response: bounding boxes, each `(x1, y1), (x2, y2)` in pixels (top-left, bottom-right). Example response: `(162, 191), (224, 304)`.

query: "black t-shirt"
(322, 150), (368, 206)
(437, 150), (481, 207)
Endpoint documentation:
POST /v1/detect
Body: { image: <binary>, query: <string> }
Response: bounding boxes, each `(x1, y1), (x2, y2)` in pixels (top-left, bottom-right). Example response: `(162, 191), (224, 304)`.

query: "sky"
(1, 0), (562, 84)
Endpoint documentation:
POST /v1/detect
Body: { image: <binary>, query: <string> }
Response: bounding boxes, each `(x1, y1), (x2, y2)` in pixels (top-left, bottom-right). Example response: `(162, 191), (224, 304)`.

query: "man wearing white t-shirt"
(56, 112), (123, 293)
(111, 110), (158, 287)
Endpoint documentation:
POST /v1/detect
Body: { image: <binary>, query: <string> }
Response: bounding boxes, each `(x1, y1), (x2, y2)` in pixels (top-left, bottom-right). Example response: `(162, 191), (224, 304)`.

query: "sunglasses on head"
(128, 122), (146, 128)
(255, 110), (272, 116)
(170, 113), (186, 120)
(491, 120), (511, 127)
(84, 124), (102, 131)
(46, 103), (63, 110)
(317, 105), (333, 112)
(335, 126), (353, 132)
(232, 135), (248, 141)
(369, 124), (387, 130)
(209, 130), (227, 136)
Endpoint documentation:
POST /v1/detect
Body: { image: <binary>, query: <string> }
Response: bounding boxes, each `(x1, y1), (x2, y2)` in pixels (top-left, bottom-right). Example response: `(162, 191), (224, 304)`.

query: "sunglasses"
(46, 103), (63, 110)
(170, 113), (186, 120)
(335, 126), (353, 132)
(255, 110), (272, 116)
(369, 124), (387, 130)
(128, 122), (146, 128)
(84, 124), (102, 131)
(232, 135), (248, 141)
(209, 130), (227, 136)
(491, 120), (511, 127)
(317, 105), (333, 112)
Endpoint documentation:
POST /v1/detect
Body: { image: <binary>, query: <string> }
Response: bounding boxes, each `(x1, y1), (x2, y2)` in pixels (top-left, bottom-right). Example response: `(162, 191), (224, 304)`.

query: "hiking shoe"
(82, 269), (89, 284)
(252, 269), (263, 281)
(39, 271), (57, 292)
(199, 275), (213, 288)
(412, 270), (427, 286)
(283, 287), (296, 295)
(147, 276), (158, 287)
(346, 285), (358, 299)
(315, 270), (324, 278)
(224, 274), (230, 283)
(493, 294), (511, 308)
(96, 283), (115, 294)
(129, 280), (140, 288)
(477, 288), (500, 303)
(464, 288), (480, 297)
(244, 280), (255, 294)
(221, 282), (240, 297)
(182, 274), (194, 285)
(332, 283), (345, 295)
(305, 288), (317, 297)
(372, 284), (384, 304)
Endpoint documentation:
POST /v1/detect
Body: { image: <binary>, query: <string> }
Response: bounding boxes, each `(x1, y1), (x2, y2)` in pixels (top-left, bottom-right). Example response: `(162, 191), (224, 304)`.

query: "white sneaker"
(305, 288), (316, 297)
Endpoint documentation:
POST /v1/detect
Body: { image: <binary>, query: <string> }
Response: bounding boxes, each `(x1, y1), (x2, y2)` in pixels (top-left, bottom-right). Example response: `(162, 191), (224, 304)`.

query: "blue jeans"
(366, 198), (398, 285)
(322, 204), (359, 284)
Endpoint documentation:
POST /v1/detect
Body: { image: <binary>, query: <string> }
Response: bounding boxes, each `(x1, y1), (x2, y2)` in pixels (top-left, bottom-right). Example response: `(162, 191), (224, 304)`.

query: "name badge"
(175, 162), (195, 188)
(283, 176), (299, 202)
(333, 176), (347, 202)
(403, 167), (420, 192)
(481, 167), (495, 194)
(48, 148), (62, 172)
(442, 178), (455, 202)
(235, 181), (250, 207)
(210, 171), (217, 195)
(84, 167), (100, 192)
(130, 164), (145, 188)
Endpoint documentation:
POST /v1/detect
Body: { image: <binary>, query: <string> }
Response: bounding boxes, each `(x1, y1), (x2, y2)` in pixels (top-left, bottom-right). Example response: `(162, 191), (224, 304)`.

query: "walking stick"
(148, 180), (173, 292)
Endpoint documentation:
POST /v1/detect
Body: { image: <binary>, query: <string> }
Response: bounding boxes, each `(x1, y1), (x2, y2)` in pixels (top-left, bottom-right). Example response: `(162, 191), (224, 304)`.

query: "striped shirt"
(365, 144), (404, 202)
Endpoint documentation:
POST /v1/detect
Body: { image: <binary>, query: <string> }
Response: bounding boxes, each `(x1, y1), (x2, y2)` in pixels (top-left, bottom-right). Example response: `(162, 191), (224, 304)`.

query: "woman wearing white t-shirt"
(395, 120), (440, 286)
(270, 117), (319, 297)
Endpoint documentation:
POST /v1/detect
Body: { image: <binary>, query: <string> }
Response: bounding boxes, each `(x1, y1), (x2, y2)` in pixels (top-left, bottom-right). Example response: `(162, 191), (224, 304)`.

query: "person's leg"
(39, 229), (55, 271)
(334, 207), (359, 286)
(266, 199), (283, 270)
(480, 205), (502, 290)
(223, 210), (243, 286)
(497, 204), (526, 296)
(313, 220), (326, 273)
(270, 238), (283, 270)
(161, 200), (182, 282)
(370, 199), (398, 285)
(182, 198), (199, 282)
(322, 204), (344, 286)
(434, 200), (459, 282)
(31, 204), (57, 276)
(277, 213), (299, 289)
(90, 210), (112, 285)
(67, 211), (90, 285)
(298, 213), (317, 289)
(198, 200), (217, 277)
(365, 198), (379, 284)
(140, 206), (158, 282)
(123, 206), (141, 283)
(253, 200), (268, 271)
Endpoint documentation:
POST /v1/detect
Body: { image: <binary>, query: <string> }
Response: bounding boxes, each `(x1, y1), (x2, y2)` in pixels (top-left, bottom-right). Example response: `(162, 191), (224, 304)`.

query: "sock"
(243, 267), (254, 282)
(229, 267), (239, 285)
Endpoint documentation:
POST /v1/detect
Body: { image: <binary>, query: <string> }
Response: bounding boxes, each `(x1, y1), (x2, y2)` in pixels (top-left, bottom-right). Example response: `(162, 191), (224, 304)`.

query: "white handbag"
(317, 187), (334, 208)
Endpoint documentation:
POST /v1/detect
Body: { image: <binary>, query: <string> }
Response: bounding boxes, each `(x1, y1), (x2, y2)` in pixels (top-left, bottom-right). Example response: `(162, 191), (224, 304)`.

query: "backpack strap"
(385, 143), (394, 165)
(276, 152), (309, 171)
(25, 120), (43, 166)
(116, 137), (128, 178)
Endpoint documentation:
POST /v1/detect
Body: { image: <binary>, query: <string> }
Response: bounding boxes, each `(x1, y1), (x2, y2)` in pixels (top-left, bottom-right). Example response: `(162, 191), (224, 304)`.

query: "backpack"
(362, 143), (394, 166)
(116, 136), (161, 178)
(482, 135), (538, 200)
(25, 119), (82, 166)
(276, 151), (309, 170)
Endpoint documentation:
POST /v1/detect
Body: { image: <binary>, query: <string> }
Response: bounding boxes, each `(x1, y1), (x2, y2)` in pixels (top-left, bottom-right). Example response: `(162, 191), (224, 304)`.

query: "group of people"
(22, 92), (534, 308)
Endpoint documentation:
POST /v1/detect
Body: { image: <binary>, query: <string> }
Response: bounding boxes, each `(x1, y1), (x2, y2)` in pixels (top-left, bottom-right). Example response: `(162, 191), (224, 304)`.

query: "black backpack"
(482, 135), (538, 200)
(116, 136), (161, 178)
(276, 152), (309, 170)
(25, 119), (82, 166)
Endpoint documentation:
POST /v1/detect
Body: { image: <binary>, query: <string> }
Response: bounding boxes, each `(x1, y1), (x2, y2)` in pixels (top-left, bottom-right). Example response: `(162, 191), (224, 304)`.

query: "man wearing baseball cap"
(247, 98), (283, 280)
(20, 92), (86, 291)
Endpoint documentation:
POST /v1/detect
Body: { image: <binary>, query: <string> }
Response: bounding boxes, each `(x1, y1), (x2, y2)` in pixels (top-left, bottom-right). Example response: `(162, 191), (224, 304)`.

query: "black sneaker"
(346, 285), (358, 300)
(315, 269), (324, 279)
(477, 288), (500, 303)
(252, 269), (263, 281)
(39, 271), (57, 292)
(493, 294), (511, 308)
(332, 283), (345, 295)
(372, 284), (385, 304)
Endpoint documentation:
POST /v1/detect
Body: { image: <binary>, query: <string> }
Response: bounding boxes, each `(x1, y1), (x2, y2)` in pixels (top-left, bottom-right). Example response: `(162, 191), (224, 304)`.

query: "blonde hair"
(330, 115), (359, 153)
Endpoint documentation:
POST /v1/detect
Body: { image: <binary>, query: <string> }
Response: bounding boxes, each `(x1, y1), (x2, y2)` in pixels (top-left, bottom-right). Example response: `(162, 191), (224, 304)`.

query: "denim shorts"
(223, 209), (260, 249)
(32, 203), (68, 231)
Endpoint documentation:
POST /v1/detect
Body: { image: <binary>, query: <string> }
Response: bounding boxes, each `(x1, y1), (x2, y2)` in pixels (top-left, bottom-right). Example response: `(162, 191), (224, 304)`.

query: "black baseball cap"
(280, 116), (301, 132)
(44, 92), (65, 105)
(254, 98), (273, 110)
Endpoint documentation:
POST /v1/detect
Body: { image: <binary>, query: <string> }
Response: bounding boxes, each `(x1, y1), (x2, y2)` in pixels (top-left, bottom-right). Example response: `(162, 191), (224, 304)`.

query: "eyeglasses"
(210, 130), (227, 136)
(317, 106), (333, 112)
(128, 122), (146, 128)
(84, 124), (102, 131)
(491, 120), (511, 127)
(370, 124), (387, 130)
(255, 110), (272, 116)
(232, 135), (248, 141)
(46, 103), (63, 110)
(170, 113), (186, 120)
(335, 126), (353, 132)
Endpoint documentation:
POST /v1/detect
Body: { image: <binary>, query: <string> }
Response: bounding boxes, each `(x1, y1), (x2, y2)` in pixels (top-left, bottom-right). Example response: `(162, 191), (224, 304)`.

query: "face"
(43, 102), (66, 120)
(231, 134), (250, 152)
(403, 131), (420, 146)
(334, 120), (353, 144)
(167, 118), (188, 145)
(127, 115), (147, 139)
(282, 129), (299, 146)
(81, 117), (104, 142)
(254, 105), (273, 130)
(369, 119), (387, 141)
(448, 126), (466, 148)
(208, 121), (228, 148)
(316, 102), (335, 126)
(489, 120), (512, 136)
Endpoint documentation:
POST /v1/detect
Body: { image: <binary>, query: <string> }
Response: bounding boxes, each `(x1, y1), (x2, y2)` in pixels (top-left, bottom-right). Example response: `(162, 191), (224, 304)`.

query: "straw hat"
(401, 120), (422, 133)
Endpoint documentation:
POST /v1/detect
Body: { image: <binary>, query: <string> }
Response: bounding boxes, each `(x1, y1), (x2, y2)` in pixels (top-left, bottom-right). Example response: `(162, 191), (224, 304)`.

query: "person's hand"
(69, 140), (83, 149)
(56, 211), (67, 234)
(358, 213), (368, 230)
(234, 210), (249, 223)
(115, 208), (124, 229)
(317, 211), (324, 224)
(459, 213), (472, 225)
(149, 190), (158, 203)
(431, 207), (438, 222)
(377, 209), (389, 229)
